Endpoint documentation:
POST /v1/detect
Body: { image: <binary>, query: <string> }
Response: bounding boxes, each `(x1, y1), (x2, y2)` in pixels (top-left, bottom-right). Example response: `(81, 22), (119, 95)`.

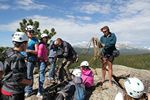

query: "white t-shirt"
(0, 61), (4, 71)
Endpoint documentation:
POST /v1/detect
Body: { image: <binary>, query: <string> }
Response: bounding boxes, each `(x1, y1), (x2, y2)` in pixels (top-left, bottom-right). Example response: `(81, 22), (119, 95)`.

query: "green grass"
(114, 54), (150, 70)
(70, 54), (150, 70)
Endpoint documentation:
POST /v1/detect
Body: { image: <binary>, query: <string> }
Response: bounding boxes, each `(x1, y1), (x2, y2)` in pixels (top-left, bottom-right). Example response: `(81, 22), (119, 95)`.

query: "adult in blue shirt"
(24, 25), (39, 97)
(99, 26), (117, 87)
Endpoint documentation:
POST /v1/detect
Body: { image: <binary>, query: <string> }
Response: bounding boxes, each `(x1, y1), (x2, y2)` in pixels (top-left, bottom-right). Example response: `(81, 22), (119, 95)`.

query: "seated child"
(80, 61), (94, 88)
(56, 68), (86, 100)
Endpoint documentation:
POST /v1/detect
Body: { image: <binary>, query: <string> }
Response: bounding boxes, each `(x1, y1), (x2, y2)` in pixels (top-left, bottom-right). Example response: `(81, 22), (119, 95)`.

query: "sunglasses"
(102, 31), (107, 33)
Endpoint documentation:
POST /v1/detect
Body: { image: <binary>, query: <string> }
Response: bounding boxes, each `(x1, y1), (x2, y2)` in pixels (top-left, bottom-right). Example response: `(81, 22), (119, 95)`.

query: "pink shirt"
(38, 43), (48, 62)
(81, 68), (94, 88)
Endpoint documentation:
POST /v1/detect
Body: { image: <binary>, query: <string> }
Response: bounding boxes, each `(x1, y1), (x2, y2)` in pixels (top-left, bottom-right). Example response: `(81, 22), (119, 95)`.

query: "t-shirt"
(27, 37), (38, 50)
(38, 42), (48, 62)
(27, 37), (38, 61)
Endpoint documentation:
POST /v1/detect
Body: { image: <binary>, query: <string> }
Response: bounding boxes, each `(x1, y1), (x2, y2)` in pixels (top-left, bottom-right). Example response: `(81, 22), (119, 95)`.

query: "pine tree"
(17, 19), (56, 40)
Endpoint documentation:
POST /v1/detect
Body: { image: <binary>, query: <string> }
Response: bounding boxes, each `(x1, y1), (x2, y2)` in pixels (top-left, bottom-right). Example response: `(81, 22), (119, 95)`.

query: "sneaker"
(36, 92), (43, 99)
(25, 92), (31, 97)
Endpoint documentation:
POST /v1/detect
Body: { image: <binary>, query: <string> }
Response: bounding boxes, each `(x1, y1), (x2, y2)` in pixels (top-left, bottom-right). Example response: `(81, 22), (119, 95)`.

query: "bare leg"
(107, 61), (113, 87)
(101, 57), (107, 84)
(102, 63), (107, 82)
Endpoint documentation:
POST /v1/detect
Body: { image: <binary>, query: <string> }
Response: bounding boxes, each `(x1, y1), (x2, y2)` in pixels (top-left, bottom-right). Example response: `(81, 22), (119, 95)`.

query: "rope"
(80, 37), (102, 66)
(81, 39), (92, 55)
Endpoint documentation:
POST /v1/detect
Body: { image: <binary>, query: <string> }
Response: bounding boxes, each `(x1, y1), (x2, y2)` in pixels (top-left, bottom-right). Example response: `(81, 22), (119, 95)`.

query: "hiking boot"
(36, 92), (43, 99)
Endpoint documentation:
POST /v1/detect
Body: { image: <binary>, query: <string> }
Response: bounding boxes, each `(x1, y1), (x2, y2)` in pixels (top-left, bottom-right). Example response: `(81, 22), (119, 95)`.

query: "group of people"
(0, 25), (79, 100)
(0, 25), (149, 100)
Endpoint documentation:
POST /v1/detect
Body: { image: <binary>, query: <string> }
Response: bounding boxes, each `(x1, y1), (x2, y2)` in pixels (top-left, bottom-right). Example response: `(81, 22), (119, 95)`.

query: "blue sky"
(0, 0), (150, 49)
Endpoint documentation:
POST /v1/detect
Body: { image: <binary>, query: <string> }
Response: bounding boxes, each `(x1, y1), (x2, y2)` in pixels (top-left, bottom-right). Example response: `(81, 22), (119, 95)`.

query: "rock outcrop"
(25, 65), (150, 100)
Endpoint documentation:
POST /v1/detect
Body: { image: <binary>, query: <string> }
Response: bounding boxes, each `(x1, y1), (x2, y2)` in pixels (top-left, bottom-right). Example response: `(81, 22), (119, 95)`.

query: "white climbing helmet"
(12, 32), (28, 42)
(124, 77), (144, 99)
(26, 25), (34, 31)
(72, 69), (81, 77)
(41, 33), (48, 38)
(80, 61), (89, 67)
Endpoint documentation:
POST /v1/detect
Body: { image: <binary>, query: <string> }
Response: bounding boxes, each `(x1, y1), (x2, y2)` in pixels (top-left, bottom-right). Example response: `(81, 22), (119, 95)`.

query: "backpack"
(56, 81), (76, 100)
(73, 83), (86, 100)
(56, 79), (86, 100)
(81, 68), (94, 88)
(2, 48), (17, 74)
(2, 48), (26, 81)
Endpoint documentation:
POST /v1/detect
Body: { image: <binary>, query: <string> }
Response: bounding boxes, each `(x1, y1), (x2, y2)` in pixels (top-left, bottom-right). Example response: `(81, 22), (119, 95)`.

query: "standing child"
(1, 32), (32, 100)
(36, 33), (48, 98)
(25, 25), (39, 97)
(80, 61), (94, 88)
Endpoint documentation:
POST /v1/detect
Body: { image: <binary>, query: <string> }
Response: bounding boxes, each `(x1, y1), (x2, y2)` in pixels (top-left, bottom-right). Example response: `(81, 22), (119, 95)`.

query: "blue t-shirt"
(27, 37), (38, 61)
(27, 37), (38, 50)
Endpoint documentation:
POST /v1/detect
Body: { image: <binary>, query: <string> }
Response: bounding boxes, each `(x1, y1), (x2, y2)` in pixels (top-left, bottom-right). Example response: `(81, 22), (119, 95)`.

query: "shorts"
(101, 54), (114, 62)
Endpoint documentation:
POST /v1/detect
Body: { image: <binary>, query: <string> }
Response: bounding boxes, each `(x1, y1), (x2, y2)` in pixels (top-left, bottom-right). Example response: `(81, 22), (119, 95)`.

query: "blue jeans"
(38, 61), (46, 93)
(25, 61), (35, 94)
(48, 58), (56, 78)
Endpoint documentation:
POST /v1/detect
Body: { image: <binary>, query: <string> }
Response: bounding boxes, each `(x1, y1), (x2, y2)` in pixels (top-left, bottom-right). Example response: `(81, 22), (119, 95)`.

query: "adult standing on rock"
(99, 26), (117, 87)
(54, 38), (78, 82)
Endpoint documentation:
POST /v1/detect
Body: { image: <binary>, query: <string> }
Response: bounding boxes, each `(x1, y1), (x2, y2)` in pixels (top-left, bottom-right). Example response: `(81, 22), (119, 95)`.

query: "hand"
(101, 43), (105, 47)
(99, 43), (105, 48)
(28, 80), (32, 85)
(26, 49), (31, 53)
(20, 79), (32, 86)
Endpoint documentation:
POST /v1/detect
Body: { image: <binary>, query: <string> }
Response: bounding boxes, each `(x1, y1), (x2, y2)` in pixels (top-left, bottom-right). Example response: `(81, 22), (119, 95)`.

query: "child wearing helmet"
(80, 61), (94, 88)
(115, 77), (150, 100)
(25, 25), (39, 97)
(1, 32), (32, 100)
(56, 68), (86, 100)
(36, 33), (49, 98)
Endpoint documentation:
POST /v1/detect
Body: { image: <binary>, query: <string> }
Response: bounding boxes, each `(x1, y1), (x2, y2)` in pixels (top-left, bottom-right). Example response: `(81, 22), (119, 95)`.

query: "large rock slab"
(25, 65), (150, 100)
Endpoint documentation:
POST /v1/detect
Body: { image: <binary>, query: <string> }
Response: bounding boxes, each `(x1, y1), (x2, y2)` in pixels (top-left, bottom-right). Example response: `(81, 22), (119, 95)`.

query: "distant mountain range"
(73, 42), (150, 55)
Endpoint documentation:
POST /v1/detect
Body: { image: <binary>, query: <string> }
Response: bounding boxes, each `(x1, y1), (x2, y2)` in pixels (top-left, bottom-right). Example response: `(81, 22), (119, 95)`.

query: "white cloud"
(0, 20), (20, 32)
(16, 0), (47, 10)
(77, 16), (91, 21)
(66, 15), (91, 21)
(118, 0), (150, 17)
(0, 0), (150, 48)
(0, 4), (10, 10)
(78, 2), (111, 14)
(0, 12), (150, 48)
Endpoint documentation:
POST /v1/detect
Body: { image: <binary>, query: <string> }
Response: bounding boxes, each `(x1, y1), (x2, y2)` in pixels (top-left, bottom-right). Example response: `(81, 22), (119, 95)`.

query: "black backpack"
(2, 48), (25, 82)
(56, 81), (86, 100)
(2, 48), (17, 75)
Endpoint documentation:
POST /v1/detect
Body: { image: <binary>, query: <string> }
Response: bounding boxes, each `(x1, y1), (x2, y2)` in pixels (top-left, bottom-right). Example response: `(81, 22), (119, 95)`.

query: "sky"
(0, 0), (150, 49)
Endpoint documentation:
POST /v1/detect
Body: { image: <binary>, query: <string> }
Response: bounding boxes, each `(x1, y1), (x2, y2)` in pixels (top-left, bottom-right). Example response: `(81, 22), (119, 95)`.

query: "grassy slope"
(70, 54), (150, 70)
